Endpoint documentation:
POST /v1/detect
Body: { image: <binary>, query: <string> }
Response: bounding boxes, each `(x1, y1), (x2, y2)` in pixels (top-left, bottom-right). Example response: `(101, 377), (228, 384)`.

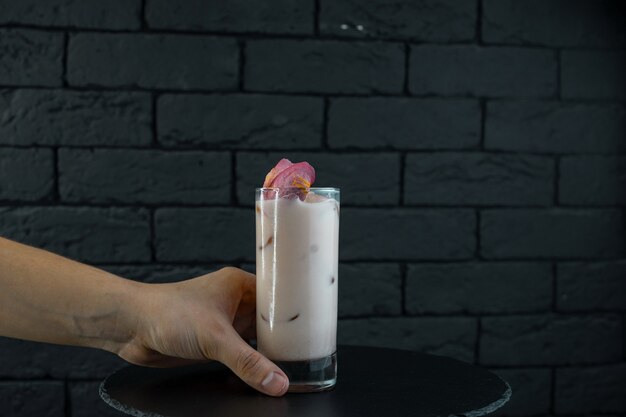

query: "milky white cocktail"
(255, 187), (339, 392)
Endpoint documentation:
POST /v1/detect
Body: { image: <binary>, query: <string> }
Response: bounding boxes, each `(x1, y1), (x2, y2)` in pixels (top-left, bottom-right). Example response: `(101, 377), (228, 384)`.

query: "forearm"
(0, 237), (144, 353)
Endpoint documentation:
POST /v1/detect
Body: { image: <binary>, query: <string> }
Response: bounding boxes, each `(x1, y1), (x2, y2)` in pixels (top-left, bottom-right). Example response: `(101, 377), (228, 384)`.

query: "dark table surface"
(100, 345), (511, 417)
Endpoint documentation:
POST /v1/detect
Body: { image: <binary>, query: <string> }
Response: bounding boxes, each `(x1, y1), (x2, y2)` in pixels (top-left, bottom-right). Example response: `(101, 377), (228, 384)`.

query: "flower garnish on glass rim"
(262, 158), (315, 198)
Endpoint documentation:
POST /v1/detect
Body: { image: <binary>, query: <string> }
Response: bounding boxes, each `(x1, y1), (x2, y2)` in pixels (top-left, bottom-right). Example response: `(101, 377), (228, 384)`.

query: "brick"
(481, 209), (625, 259)
(236, 152), (400, 206)
(409, 46), (556, 98)
(555, 364), (626, 413)
(0, 207), (150, 263)
(406, 263), (552, 314)
(245, 40), (404, 94)
(328, 98), (480, 150)
(339, 317), (477, 362)
(557, 262), (626, 312)
(101, 264), (226, 283)
(0, 381), (64, 417)
(155, 208), (253, 262)
(0, 148), (53, 201)
(480, 314), (622, 366)
(0, 0), (141, 29)
(482, 0), (626, 47)
(490, 369), (551, 417)
(0, 89), (151, 146)
(559, 156), (626, 205)
(485, 101), (626, 153)
(405, 153), (554, 206)
(562, 50), (626, 100)
(68, 34), (238, 90)
(146, 0), (313, 34)
(59, 149), (230, 204)
(342, 209), (475, 260)
(319, 0), (476, 41)
(0, 29), (63, 87)
(0, 338), (125, 379)
(71, 381), (128, 417)
(158, 94), (322, 149)
(339, 263), (402, 317)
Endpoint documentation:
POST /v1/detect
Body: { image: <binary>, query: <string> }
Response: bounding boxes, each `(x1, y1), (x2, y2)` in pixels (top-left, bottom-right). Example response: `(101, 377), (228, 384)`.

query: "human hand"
(116, 267), (289, 397)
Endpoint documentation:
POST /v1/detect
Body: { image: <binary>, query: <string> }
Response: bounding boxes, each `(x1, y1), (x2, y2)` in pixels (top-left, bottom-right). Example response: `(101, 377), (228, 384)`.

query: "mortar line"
(53, 148), (61, 202)
(149, 208), (156, 262)
(552, 262), (558, 312)
(62, 32), (69, 87)
(314, 0), (320, 36)
(476, 0), (483, 45)
(403, 43), (410, 95)
(475, 209), (482, 260)
(321, 97), (330, 149)
(556, 49), (562, 100)
(399, 152), (406, 205)
(1, 144), (624, 157)
(554, 156), (560, 205)
(64, 379), (71, 417)
(623, 313), (626, 361)
(1, 83), (625, 103)
(400, 262), (407, 315)
(238, 40), (246, 91)
(479, 99), (486, 149)
(230, 151), (238, 205)
(550, 367), (556, 415)
(2, 23), (626, 51)
(474, 317), (482, 365)
(140, 0), (147, 29)
(151, 92), (159, 146)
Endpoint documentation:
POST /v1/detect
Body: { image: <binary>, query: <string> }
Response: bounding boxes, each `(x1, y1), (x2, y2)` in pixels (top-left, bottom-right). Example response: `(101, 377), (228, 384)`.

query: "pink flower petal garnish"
(269, 162), (315, 190)
(261, 159), (316, 200)
(263, 158), (293, 188)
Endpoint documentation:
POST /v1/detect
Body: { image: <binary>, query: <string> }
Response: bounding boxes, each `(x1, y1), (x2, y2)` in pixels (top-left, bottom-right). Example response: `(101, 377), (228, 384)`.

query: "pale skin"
(0, 237), (289, 396)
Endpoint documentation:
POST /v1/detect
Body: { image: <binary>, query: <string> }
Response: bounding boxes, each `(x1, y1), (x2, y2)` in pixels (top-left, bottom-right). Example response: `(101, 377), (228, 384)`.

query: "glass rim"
(256, 187), (339, 192)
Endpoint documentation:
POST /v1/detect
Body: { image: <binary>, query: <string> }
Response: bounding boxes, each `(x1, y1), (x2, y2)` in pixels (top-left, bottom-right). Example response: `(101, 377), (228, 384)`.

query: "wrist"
(78, 277), (148, 354)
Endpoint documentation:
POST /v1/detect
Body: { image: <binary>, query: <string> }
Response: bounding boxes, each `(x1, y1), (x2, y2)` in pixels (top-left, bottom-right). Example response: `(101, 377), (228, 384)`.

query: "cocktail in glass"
(255, 187), (340, 392)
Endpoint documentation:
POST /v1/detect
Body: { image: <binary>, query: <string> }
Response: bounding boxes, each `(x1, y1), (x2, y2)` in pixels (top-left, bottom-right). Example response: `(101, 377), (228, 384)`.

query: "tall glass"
(255, 187), (340, 392)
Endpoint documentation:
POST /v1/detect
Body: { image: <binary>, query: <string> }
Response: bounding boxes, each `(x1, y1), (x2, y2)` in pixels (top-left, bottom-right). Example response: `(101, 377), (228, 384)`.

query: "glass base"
(274, 352), (337, 393)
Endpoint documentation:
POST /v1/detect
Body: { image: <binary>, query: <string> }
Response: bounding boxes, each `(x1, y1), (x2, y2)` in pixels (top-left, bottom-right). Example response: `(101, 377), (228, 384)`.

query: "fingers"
(216, 326), (289, 397)
(227, 267), (256, 299)
(216, 266), (257, 319)
(212, 267), (284, 395)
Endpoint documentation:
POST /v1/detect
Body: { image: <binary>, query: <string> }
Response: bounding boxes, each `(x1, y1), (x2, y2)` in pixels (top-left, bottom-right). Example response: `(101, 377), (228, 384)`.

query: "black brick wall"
(0, 1), (624, 416)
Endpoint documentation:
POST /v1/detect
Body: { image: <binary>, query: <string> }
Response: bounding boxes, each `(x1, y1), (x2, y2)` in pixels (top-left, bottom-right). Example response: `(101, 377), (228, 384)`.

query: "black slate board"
(100, 345), (511, 417)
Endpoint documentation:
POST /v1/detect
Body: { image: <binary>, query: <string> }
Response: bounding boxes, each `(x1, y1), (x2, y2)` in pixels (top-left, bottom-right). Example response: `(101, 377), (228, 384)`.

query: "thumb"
(217, 327), (289, 396)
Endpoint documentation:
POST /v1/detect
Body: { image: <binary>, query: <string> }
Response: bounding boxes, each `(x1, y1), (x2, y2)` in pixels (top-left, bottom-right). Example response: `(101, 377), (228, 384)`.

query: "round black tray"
(100, 345), (511, 417)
